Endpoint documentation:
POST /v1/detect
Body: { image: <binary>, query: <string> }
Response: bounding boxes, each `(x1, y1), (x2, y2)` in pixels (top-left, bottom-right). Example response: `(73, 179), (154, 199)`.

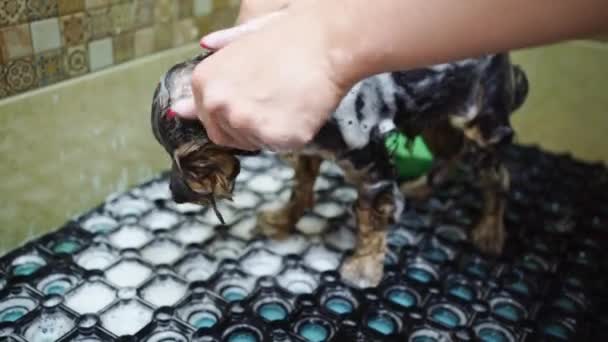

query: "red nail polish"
(167, 108), (177, 119)
(200, 40), (212, 50)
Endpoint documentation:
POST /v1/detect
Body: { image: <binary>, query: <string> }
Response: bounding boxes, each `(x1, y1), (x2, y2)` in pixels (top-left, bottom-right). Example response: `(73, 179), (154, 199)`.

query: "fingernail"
(170, 98), (198, 119)
(166, 108), (177, 119)
(200, 39), (214, 50)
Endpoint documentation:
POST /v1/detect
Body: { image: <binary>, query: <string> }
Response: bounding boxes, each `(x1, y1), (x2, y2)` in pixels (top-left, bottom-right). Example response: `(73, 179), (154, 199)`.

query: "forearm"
(311, 0), (608, 85)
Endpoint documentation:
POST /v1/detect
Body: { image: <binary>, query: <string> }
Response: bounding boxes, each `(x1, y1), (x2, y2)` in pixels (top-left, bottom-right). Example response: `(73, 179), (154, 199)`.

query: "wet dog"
(151, 52), (528, 287)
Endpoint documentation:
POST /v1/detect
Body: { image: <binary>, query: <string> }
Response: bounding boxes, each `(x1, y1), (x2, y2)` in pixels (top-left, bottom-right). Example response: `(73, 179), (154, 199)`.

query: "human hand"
(173, 8), (348, 152)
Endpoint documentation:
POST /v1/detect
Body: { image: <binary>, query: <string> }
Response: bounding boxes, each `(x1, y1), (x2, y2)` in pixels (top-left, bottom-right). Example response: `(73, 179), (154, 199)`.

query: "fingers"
(171, 98), (198, 119)
(187, 66), (261, 151)
(200, 11), (285, 50)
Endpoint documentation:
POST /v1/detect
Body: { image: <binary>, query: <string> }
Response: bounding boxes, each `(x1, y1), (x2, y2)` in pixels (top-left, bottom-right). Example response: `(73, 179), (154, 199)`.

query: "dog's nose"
(169, 177), (190, 204)
(492, 126), (514, 146)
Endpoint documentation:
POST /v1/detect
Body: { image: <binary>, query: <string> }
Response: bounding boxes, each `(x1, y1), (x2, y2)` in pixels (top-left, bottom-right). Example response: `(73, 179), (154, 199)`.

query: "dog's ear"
(511, 65), (529, 112)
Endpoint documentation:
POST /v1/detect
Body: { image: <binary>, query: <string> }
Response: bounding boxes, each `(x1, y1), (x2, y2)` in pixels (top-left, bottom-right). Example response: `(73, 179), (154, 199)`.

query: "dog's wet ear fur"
(173, 142), (240, 201)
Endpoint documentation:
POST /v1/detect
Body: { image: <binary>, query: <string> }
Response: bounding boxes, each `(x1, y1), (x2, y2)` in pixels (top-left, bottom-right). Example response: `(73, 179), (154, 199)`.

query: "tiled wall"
(0, 0), (240, 99)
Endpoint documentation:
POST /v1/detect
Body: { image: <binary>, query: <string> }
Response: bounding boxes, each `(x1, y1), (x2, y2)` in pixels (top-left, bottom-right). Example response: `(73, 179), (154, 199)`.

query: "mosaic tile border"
(0, 0), (239, 100)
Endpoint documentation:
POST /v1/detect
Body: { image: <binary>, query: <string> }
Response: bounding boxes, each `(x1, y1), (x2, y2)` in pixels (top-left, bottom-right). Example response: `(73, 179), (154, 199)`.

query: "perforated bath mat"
(0, 145), (607, 341)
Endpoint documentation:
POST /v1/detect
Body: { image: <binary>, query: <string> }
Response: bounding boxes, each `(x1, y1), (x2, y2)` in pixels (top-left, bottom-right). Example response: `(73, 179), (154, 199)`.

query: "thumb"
(200, 11), (285, 50)
(171, 98), (198, 120)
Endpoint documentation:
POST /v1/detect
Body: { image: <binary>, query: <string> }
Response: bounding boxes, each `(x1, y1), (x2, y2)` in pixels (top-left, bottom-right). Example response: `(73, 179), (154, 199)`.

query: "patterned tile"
(0, 0), (245, 98)
(154, 0), (177, 24)
(86, 6), (111, 39)
(134, 26), (154, 57)
(113, 31), (134, 63)
(88, 37), (112, 71)
(110, 1), (135, 35)
(178, 0), (193, 19)
(0, 23), (33, 61)
(0, 0), (28, 27)
(26, 0), (58, 21)
(85, 0), (109, 9)
(60, 12), (88, 46)
(30, 18), (62, 53)
(63, 44), (88, 77)
(193, 0), (213, 17)
(3, 56), (37, 94)
(35, 48), (66, 86)
(57, 0), (84, 15)
(134, 0), (154, 28)
(172, 18), (198, 47)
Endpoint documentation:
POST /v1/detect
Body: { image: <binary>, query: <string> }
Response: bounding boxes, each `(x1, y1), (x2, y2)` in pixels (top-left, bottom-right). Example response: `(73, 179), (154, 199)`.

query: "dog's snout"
(169, 172), (192, 204)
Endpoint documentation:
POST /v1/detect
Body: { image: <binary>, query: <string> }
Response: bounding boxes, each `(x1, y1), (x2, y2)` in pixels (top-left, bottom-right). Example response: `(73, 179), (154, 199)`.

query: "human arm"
(178, 0), (608, 151)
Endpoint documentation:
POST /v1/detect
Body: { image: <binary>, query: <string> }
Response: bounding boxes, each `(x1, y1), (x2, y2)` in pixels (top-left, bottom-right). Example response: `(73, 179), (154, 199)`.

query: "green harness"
(385, 133), (434, 180)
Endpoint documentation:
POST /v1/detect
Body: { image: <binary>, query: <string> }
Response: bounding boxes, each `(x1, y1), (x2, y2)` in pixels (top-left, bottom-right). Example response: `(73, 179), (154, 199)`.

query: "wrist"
(308, 0), (385, 90)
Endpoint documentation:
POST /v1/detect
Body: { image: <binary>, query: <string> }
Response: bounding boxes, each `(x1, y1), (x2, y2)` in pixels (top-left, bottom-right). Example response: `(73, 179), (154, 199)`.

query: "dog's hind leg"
(257, 154), (322, 239)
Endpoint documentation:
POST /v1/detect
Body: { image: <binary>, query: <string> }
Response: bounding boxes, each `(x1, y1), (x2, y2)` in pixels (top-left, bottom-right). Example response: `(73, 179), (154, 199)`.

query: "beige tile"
(110, 1), (135, 35)
(113, 31), (134, 63)
(86, 6), (112, 39)
(134, 0), (154, 28)
(0, 23), (33, 61)
(208, 7), (237, 31)
(134, 26), (154, 57)
(58, 0), (85, 15)
(154, 0), (177, 24)
(85, 0), (108, 9)
(172, 18), (198, 47)
(193, 0), (213, 17)
(154, 22), (172, 51)
(178, 0), (193, 19)
(30, 18), (62, 53)
(88, 37), (112, 71)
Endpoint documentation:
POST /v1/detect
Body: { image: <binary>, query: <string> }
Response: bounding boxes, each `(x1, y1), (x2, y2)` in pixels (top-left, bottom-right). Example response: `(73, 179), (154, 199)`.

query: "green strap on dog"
(385, 132), (434, 180)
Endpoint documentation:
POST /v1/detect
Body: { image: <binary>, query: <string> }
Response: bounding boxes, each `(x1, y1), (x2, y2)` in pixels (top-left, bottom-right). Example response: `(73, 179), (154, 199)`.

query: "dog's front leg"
(471, 161), (509, 255)
(340, 180), (403, 287)
(257, 154), (322, 238)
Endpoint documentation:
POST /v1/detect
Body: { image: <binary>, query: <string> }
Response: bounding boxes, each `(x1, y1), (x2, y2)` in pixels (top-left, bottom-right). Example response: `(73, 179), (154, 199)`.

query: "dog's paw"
(255, 208), (294, 240)
(471, 216), (505, 255)
(339, 253), (385, 288)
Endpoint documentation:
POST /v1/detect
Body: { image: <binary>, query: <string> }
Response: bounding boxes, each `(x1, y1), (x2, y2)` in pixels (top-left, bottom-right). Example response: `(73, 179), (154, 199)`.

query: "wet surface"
(0, 146), (607, 341)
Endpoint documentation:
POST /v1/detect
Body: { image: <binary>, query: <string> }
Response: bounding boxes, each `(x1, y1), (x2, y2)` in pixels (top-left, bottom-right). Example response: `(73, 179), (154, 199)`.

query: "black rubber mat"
(0, 145), (606, 341)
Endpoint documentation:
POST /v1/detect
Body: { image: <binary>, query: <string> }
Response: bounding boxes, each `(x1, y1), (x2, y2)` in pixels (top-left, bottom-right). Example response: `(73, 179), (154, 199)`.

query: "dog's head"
(451, 55), (529, 148)
(151, 53), (256, 221)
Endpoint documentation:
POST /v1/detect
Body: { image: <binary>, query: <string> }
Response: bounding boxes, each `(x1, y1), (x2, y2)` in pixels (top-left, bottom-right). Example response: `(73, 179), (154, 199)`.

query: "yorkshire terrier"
(151, 52), (528, 287)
